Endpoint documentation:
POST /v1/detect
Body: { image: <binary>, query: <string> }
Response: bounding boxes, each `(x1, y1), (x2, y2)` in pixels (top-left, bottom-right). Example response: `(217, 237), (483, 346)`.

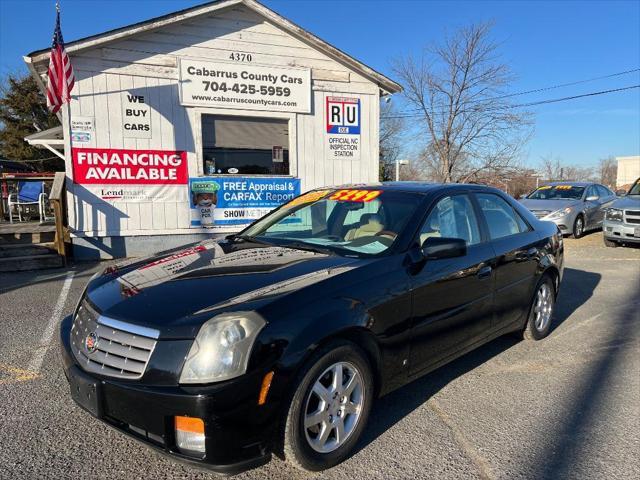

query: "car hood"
(84, 239), (363, 338)
(609, 196), (640, 209)
(519, 198), (581, 213)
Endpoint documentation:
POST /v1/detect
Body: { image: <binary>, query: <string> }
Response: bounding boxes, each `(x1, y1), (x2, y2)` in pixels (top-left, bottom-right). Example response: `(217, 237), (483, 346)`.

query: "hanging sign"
(121, 92), (152, 139)
(179, 59), (311, 113)
(325, 95), (361, 160)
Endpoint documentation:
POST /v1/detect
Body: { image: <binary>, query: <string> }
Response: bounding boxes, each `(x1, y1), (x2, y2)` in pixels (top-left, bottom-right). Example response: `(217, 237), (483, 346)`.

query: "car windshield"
(527, 185), (585, 200)
(240, 189), (423, 257)
(627, 179), (640, 195)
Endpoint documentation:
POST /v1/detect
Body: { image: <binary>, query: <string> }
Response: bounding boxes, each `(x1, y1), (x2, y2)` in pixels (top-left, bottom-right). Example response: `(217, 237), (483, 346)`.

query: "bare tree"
(597, 156), (617, 188)
(392, 22), (532, 183)
(379, 101), (406, 180)
(540, 153), (595, 182)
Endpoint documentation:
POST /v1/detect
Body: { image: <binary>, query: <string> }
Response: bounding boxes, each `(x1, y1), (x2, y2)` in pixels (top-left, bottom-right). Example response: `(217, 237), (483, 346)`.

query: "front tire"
(572, 214), (585, 239)
(283, 341), (374, 472)
(523, 275), (556, 340)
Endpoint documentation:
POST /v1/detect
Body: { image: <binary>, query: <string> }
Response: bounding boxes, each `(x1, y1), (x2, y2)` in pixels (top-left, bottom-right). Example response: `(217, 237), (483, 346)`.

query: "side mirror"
(421, 237), (467, 260)
(616, 189), (626, 196)
(519, 194), (527, 200)
(585, 195), (599, 202)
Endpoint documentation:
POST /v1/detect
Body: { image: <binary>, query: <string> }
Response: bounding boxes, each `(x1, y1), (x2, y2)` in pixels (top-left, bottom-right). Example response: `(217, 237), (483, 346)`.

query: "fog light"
(175, 416), (205, 456)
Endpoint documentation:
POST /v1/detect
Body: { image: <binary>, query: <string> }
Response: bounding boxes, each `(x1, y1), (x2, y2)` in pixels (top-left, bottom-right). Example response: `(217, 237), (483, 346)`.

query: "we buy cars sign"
(72, 148), (188, 185)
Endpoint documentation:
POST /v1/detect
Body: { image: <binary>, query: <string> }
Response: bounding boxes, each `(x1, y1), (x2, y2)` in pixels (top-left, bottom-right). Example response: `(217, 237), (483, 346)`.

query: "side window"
(419, 195), (481, 246)
(596, 185), (609, 197)
(476, 193), (529, 240)
(585, 185), (597, 199)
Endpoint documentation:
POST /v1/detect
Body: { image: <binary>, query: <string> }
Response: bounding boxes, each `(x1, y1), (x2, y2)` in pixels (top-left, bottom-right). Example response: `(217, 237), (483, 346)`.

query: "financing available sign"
(179, 59), (311, 113)
(72, 148), (188, 185)
(71, 147), (189, 203)
(190, 176), (301, 228)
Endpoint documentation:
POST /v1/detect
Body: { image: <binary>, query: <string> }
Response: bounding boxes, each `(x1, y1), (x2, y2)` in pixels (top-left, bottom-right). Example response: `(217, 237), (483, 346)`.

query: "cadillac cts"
(61, 183), (564, 474)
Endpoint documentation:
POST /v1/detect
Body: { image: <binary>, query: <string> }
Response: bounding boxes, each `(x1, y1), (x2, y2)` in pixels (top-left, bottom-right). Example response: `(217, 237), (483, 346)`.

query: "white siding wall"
(55, 4), (381, 237)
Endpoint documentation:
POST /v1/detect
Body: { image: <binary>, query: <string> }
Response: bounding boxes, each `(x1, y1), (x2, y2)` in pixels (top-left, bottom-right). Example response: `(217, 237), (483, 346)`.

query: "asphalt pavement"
(0, 231), (638, 479)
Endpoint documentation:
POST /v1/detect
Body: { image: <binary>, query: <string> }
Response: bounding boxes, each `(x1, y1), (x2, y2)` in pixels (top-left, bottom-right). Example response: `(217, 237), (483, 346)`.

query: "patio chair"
(7, 181), (49, 223)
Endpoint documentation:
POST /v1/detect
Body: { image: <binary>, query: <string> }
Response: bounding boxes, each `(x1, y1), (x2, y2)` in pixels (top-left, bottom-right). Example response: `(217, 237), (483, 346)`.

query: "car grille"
(624, 210), (640, 224)
(532, 210), (552, 219)
(70, 300), (159, 379)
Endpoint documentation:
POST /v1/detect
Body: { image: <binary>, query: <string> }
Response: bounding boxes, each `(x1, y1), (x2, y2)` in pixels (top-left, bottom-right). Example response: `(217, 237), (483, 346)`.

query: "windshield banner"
(189, 176), (300, 228)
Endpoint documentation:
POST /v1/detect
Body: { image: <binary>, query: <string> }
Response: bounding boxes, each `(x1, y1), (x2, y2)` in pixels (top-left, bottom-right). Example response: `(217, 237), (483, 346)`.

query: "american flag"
(46, 4), (75, 113)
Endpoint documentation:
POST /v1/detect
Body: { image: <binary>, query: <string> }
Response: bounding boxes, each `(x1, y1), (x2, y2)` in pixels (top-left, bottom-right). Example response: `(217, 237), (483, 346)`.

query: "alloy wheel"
(303, 361), (364, 453)
(575, 217), (583, 236)
(533, 283), (553, 331)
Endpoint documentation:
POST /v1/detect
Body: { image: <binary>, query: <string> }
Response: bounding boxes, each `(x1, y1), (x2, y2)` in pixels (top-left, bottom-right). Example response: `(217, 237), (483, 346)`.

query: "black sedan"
(60, 183), (564, 474)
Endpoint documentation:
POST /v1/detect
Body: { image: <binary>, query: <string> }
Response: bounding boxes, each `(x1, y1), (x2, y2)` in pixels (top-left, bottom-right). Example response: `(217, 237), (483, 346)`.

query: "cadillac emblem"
(84, 332), (98, 354)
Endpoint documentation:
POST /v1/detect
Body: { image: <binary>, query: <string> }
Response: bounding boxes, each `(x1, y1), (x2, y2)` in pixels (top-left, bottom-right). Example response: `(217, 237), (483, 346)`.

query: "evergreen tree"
(0, 73), (63, 171)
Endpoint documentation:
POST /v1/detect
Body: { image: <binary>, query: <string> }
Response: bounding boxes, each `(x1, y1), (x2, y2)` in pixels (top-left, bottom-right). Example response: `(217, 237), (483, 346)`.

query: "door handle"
(477, 265), (492, 279)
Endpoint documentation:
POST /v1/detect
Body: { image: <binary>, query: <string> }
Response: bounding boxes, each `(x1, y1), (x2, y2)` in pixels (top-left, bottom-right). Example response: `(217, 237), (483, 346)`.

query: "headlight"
(179, 312), (266, 384)
(547, 207), (572, 219)
(606, 208), (623, 221)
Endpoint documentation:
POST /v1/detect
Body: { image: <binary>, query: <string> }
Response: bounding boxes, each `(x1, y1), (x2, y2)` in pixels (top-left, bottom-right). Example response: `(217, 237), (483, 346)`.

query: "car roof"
(543, 181), (593, 187)
(320, 181), (498, 194)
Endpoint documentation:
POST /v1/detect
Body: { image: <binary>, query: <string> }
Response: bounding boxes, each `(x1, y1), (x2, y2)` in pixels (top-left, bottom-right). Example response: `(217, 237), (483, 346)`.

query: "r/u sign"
(326, 96), (360, 134)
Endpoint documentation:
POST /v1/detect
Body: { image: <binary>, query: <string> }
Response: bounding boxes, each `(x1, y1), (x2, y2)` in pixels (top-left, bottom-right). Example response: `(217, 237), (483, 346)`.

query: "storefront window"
(201, 114), (289, 175)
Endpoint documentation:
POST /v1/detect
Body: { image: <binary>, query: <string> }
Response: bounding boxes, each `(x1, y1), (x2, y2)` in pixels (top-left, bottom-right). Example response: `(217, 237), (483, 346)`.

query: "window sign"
(189, 176), (301, 227)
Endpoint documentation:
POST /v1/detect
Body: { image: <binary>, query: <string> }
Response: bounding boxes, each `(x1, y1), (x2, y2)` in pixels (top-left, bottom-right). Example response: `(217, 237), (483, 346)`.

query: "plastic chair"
(7, 181), (48, 223)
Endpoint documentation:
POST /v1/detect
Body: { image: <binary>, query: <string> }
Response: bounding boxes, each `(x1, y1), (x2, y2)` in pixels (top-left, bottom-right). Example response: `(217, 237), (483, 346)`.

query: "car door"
(408, 193), (495, 376)
(583, 185), (602, 229)
(474, 192), (543, 331)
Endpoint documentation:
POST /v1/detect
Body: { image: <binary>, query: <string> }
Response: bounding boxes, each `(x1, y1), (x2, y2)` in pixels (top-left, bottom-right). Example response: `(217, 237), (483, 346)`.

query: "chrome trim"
(98, 315), (160, 339)
(70, 300), (158, 380)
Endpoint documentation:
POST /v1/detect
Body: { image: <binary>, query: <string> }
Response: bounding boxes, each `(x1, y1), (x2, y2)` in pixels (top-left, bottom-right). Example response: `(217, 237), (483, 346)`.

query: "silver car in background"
(603, 177), (640, 247)
(520, 182), (616, 238)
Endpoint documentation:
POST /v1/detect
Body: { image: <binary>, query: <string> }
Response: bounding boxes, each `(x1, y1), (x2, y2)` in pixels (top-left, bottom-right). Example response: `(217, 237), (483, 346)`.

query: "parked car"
(519, 182), (616, 238)
(61, 183), (564, 474)
(603, 177), (640, 247)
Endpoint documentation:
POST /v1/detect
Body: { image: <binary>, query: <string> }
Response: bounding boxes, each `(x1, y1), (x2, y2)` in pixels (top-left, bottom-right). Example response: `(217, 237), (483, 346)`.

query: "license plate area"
(68, 366), (102, 417)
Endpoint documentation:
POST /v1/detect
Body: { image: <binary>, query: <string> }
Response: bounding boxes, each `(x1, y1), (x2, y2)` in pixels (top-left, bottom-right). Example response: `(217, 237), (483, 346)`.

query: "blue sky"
(1, 0), (638, 169)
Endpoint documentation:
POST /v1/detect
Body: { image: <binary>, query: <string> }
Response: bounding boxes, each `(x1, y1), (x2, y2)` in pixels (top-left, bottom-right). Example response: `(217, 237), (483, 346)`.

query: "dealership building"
(24, 0), (400, 259)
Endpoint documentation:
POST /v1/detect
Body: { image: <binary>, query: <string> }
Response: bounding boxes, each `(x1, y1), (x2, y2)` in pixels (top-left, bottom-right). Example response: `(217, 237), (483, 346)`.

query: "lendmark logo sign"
(72, 148), (188, 185)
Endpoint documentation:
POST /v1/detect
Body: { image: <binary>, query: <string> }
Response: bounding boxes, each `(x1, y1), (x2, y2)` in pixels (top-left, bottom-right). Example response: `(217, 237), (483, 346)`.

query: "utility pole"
(395, 159), (409, 181)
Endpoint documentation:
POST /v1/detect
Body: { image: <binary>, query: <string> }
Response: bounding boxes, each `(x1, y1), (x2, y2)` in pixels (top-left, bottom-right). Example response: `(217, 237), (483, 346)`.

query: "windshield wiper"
(228, 234), (273, 246)
(280, 241), (337, 256)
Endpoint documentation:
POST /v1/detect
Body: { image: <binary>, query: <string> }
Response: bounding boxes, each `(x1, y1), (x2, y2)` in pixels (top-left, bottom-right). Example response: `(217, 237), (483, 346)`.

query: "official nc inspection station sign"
(190, 176), (301, 227)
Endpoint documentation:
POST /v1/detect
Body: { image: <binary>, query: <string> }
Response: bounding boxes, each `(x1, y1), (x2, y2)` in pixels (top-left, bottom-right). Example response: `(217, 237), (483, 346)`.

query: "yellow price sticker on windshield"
(555, 185), (574, 190)
(538, 185), (551, 190)
(288, 190), (331, 207)
(329, 189), (382, 202)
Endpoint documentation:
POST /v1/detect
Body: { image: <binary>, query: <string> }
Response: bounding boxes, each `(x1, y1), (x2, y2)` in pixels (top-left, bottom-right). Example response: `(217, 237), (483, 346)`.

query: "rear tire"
(603, 237), (618, 247)
(283, 341), (374, 472)
(523, 275), (556, 340)
(572, 215), (585, 239)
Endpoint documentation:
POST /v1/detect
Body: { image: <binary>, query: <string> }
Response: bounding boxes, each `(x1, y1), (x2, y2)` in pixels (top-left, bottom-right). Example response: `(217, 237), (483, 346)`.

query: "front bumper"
(60, 314), (276, 475)
(603, 220), (640, 243)
(542, 215), (573, 235)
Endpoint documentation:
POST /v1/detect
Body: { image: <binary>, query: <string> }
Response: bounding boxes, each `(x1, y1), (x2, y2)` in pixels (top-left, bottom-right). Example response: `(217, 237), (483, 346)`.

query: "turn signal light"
(175, 416), (205, 456)
(258, 371), (275, 405)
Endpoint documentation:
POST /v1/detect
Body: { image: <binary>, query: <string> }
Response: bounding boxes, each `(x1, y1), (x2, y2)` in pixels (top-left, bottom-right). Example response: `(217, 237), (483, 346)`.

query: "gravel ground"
(0, 231), (638, 480)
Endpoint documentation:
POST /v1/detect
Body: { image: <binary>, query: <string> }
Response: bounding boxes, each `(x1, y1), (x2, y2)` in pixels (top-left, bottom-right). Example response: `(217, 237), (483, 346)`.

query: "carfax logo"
(326, 96), (360, 134)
